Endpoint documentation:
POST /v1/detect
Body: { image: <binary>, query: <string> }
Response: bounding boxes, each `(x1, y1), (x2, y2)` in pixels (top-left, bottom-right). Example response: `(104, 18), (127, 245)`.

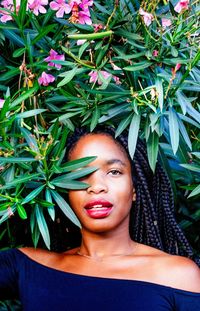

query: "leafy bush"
(0, 0), (199, 256)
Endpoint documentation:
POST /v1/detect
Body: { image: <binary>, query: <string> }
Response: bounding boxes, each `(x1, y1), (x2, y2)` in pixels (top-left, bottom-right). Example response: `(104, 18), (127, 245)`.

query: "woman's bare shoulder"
(135, 244), (200, 292)
(162, 254), (200, 292)
(18, 247), (61, 266)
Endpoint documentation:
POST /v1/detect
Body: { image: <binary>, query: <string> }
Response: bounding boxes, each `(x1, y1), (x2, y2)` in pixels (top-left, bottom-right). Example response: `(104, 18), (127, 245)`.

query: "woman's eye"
(108, 169), (122, 176)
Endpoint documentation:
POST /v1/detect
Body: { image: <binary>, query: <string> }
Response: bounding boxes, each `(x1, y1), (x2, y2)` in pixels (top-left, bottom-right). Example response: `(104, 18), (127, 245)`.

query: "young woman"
(0, 126), (200, 310)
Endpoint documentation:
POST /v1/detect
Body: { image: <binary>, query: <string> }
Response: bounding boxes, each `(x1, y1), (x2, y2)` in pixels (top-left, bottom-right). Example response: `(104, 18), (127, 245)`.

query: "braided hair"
(65, 125), (199, 265)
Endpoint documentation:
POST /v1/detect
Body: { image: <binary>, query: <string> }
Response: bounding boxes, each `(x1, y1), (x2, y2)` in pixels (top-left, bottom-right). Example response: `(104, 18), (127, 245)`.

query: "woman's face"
(68, 134), (135, 234)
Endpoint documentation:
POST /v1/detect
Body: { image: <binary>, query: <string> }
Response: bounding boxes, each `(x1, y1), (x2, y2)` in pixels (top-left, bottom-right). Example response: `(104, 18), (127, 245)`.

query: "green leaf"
(10, 86), (38, 108)
(57, 67), (78, 87)
(45, 188), (55, 221)
(180, 164), (200, 173)
(51, 166), (98, 182)
(17, 0), (28, 26)
(17, 204), (27, 219)
(0, 157), (37, 163)
(16, 109), (46, 119)
(0, 68), (20, 81)
(20, 127), (39, 153)
(53, 127), (69, 159)
(177, 118), (192, 150)
(22, 185), (45, 204)
(155, 78), (163, 112)
(32, 24), (57, 44)
(0, 173), (41, 189)
(99, 103), (129, 123)
(35, 204), (50, 249)
(188, 185), (200, 198)
(128, 114), (141, 158)
(147, 131), (159, 172)
(123, 61), (152, 71)
(55, 156), (97, 173)
(3, 29), (25, 47)
(191, 152), (200, 159)
(168, 107), (179, 155)
(50, 190), (81, 227)
(115, 114), (133, 138)
(13, 47), (26, 58)
(51, 180), (90, 189)
(30, 211), (40, 248)
(90, 107), (100, 131)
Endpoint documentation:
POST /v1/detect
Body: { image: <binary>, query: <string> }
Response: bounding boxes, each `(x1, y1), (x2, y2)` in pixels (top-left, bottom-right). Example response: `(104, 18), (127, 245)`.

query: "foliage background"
(0, 0), (200, 264)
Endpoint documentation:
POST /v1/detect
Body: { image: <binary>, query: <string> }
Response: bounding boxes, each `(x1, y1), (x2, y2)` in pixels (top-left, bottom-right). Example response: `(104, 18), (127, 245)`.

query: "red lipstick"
(84, 200), (113, 219)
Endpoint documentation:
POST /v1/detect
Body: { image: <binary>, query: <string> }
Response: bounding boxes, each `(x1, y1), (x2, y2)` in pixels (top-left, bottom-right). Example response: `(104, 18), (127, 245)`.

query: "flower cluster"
(139, 0), (189, 27)
(50, 0), (93, 24)
(38, 49), (65, 86)
(0, 0), (93, 24)
(88, 70), (120, 86)
(0, 0), (48, 22)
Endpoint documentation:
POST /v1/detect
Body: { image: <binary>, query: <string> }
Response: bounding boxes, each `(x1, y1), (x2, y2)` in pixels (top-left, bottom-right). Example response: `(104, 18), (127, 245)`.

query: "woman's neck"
(78, 227), (136, 259)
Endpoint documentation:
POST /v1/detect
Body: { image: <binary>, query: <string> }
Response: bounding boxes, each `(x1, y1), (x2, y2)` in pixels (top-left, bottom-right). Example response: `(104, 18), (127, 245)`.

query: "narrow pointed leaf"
(0, 157), (37, 163)
(22, 185), (45, 204)
(147, 131), (159, 172)
(10, 86), (38, 108)
(155, 78), (163, 112)
(188, 185), (200, 198)
(115, 114), (133, 138)
(52, 166), (98, 183)
(45, 188), (55, 221)
(128, 114), (141, 158)
(21, 127), (39, 153)
(168, 107), (179, 154)
(51, 180), (90, 189)
(17, 204), (27, 219)
(35, 205), (50, 249)
(57, 67), (78, 87)
(51, 190), (81, 227)
(16, 109), (46, 119)
(55, 156), (97, 173)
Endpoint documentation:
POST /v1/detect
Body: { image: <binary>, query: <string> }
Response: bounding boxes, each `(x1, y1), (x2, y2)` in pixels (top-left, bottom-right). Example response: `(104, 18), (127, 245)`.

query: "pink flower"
(0, 12), (13, 22)
(89, 70), (111, 85)
(88, 70), (120, 85)
(79, 0), (93, 11)
(50, 0), (71, 18)
(93, 23), (104, 32)
(113, 75), (121, 85)
(111, 63), (122, 71)
(175, 63), (181, 71)
(38, 72), (55, 86)
(174, 0), (189, 13)
(0, 99), (5, 109)
(78, 9), (92, 25)
(69, 0), (93, 24)
(44, 49), (65, 70)
(0, 0), (21, 23)
(139, 8), (154, 26)
(28, 0), (48, 15)
(172, 63), (181, 76)
(152, 50), (159, 57)
(77, 39), (87, 45)
(161, 18), (172, 29)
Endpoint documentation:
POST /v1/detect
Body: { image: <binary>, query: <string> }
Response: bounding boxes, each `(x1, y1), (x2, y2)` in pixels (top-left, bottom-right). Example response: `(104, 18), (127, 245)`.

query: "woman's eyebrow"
(105, 159), (126, 166)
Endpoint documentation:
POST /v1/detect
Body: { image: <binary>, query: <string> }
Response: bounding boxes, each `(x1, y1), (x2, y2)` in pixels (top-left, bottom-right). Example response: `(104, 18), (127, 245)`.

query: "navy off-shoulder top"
(0, 248), (200, 311)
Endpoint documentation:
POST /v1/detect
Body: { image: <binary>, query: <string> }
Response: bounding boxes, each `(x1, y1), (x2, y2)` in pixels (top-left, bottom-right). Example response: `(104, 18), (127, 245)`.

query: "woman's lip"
(84, 200), (113, 210)
(85, 207), (113, 219)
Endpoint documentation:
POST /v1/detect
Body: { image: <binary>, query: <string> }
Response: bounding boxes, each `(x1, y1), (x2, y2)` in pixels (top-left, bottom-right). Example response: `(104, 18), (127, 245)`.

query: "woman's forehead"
(69, 133), (129, 162)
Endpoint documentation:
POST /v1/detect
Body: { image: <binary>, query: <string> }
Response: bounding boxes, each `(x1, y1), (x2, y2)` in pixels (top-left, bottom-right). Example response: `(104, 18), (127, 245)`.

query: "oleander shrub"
(0, 0), (199, 257)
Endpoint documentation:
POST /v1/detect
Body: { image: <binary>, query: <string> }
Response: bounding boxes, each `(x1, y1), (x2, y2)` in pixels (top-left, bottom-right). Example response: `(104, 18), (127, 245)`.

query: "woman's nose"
(86, 173), (108, 194)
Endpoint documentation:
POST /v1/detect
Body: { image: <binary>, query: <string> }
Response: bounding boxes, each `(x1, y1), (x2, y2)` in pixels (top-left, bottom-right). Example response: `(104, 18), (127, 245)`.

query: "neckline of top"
(13, 248), (200, 296)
